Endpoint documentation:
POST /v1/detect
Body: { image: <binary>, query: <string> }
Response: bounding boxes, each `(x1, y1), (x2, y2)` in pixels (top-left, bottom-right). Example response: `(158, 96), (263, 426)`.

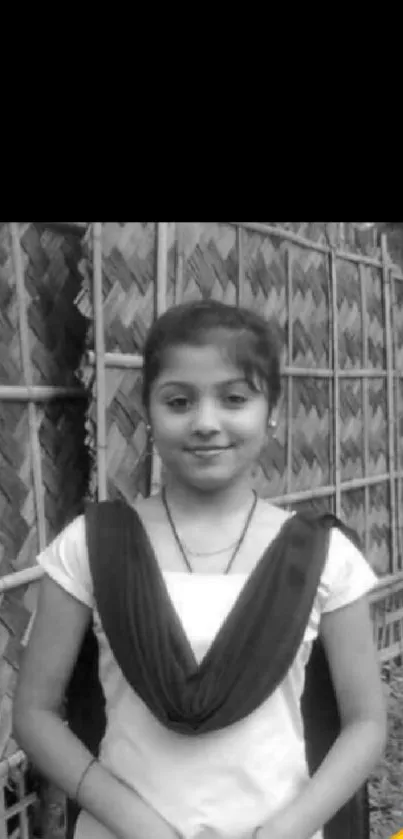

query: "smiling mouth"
(185, 445), (234, 454)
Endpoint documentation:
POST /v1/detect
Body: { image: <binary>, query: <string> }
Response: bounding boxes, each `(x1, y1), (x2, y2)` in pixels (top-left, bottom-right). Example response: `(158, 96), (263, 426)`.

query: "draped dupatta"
(65, 501), (369, 839)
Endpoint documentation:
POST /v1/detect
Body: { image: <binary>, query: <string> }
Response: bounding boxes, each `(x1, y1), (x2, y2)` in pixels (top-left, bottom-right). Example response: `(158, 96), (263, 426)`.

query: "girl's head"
(142, 300), (281, 492)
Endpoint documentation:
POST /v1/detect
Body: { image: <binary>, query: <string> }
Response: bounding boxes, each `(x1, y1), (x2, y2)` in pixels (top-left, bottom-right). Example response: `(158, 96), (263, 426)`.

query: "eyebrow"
(157, 377), (248, 391)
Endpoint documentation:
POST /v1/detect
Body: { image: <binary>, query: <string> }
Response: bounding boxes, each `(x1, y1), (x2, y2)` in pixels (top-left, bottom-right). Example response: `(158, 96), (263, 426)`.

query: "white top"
(37, 512), (378, 839)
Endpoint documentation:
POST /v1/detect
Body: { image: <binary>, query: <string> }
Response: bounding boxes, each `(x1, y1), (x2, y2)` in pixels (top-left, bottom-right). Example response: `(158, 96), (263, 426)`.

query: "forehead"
(153, 344), (245, 387)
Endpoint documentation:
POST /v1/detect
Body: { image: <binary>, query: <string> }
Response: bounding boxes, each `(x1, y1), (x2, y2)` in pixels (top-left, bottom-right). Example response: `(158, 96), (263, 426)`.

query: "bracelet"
(75, 756), (97, 800)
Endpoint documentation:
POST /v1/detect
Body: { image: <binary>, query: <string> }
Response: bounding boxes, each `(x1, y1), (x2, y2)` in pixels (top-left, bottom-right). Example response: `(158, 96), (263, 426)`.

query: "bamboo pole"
(11, 223), (47, 553)
(18, 771), (30, 839)
(229, 222), (330, 254)
(382, 234), (398, 574)
(0, 385), (85, 401)
(150, 223), (168, 494)
(4, 793), (37, 825)
(284, 368), (399, 379)
(0, 566), (43, 594)
(156, 222), (168, 318)
(174, 222), (184, 305)
(236, 226), (244, 307)
(369, 570), (403, 601)
(83, 352), (402, 380)
(330, 248), (341, 517)
(286, 249), (293, 496)
(265, 468), (403, 503)
(93, 222), (107, 501)
(282, 368), (388, 379)
(86, 351), (143, 369)
(0, 785), (5, 839)
(226, 222), (384, 268)
(391, 275), (403, 571)
(360, 263), (370, 560)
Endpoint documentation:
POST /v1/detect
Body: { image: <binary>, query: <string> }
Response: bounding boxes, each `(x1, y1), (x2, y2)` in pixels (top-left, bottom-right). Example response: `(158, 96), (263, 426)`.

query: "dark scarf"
(66, 502), (369, 839)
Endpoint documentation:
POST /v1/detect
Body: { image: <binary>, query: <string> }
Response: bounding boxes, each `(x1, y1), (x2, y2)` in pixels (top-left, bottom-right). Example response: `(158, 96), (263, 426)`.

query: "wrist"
(254, 809), (300, 839)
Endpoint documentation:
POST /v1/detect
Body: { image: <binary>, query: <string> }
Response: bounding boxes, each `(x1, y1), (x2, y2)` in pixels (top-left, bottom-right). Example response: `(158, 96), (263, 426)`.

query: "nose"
(190, 398), (221, 436)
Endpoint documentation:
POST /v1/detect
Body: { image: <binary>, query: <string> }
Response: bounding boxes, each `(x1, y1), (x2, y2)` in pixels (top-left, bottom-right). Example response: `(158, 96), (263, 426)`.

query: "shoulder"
(255, 498), (292, 530)
(318, 524), (378, 614)
(238, 499), (293, 572)
(40, 514), (87, 557)
(133, 494), (162, 524)
(37, 514), (93, 607)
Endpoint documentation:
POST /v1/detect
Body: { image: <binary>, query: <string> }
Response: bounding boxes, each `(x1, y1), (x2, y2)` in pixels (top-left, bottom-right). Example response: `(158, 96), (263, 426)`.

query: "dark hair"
(142, 300), (282, 413)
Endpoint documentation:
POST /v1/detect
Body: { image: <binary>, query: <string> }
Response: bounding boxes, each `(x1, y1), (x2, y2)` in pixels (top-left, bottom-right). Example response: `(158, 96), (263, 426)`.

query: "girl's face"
(148, 343), (270, 492)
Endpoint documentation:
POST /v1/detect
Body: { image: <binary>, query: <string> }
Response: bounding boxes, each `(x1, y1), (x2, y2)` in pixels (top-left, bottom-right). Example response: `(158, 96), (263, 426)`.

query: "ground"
(369, 661), (403, 838)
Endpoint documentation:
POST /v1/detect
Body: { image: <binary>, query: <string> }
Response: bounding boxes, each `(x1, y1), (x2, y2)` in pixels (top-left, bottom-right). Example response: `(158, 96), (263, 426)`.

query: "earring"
(268, 417), (277, 440)
(146, 423), (153, 442)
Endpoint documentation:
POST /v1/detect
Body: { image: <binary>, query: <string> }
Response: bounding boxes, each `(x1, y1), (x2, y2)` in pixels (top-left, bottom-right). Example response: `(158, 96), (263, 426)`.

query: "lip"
(185, 445), (234, 452)
(185, 445), (234, 458)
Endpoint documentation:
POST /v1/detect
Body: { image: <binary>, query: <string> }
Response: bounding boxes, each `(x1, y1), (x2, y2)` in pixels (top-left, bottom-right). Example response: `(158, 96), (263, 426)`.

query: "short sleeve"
(318, 527), (378, 614)
(37, 515), (94, 608)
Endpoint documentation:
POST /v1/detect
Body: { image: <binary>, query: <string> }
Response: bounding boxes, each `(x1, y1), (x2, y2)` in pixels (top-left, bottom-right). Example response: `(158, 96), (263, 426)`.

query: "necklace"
(184, 539), (240, 558)
(161, 487), (258, 574)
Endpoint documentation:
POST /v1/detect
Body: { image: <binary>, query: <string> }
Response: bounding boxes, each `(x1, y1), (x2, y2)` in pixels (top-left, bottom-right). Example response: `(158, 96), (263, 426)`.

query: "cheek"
(234, 403), (268, 439)
(150, 407), (186, 442)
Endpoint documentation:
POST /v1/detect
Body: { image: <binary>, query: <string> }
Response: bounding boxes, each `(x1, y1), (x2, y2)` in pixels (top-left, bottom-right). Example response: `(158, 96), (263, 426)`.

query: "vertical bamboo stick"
(156, 222), (168, 318)
(330, 249), (341, 517)
(236, 226), (244, 306)
(0, 783), (6, 839)
(391, 275), (403, 570)
(382, 234), (398, 573)
(286, 249), (293, 497)
(396, 291), (403, 571)
(93, 222), (107, 501)
(10, 223), (47, 552)
(359, 263), (370, 559)
(150, 223), (168, 495)
(18, 771), (29, 839)
(174, 222), (184, 305)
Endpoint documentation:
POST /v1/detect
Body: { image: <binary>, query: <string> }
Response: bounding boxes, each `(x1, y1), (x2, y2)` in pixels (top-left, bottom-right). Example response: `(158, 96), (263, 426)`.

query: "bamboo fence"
(1, 221), (403, 836)
(0, 221), (89, 836)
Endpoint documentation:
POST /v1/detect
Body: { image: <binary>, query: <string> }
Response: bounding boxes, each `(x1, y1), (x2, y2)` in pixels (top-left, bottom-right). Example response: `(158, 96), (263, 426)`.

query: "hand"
(254, 815), (298, 839)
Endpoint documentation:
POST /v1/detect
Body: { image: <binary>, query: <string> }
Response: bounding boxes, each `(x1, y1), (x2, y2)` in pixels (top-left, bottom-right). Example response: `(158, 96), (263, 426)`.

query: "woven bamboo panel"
(0, 223), (88, 761)
(371, 583), (403, 663)
(337, 260), (364, 370)
(78, 222), (164, 355)
(362, 264), (386, 370)
(103, 369), (149, 503)
(180, 222), (239, 305)
(291, 251), (330, 368)
(77, 223), (166, 503)
(76, 223), (403, 580)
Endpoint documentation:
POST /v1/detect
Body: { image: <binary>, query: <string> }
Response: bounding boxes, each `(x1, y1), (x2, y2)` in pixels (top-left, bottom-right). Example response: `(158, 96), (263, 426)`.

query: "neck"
(162, 475), (255, 524)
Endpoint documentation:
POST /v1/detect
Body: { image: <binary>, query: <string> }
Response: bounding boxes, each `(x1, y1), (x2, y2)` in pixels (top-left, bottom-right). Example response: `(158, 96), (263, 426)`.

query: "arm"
(257, 596), (387, 839)
(13, 575), (178, 839)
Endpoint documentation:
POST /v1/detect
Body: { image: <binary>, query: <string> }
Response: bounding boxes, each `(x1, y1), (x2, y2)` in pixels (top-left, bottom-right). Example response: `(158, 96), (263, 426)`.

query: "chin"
(183, 469), (240, 494)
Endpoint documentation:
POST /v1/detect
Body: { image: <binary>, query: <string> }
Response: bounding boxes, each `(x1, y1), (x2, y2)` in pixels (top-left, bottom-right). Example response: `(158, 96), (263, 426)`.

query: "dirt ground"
(369, 661), (403, 838)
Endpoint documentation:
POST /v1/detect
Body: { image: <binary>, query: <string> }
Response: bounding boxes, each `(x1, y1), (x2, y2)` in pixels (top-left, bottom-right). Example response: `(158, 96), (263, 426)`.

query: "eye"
(224, 393), (248, 406)
(166, 396), (190, 411)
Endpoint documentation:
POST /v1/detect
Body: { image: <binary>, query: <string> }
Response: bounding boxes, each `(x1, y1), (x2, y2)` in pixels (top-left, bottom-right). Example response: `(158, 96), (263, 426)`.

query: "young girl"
(14, 300), (386, 839)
